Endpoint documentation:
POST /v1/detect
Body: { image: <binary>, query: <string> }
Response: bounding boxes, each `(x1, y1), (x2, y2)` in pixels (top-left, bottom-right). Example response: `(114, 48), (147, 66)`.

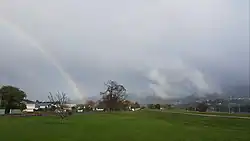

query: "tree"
(95, 100), (106, 110)
(147, 104), (155, 109)
(161, 104), (171, 109)
(48, 91), (70, 120)
(196, 103), (208, 112)
(187, 106), (195, 111)
(76, 104), (85, 110)
(122, 100), (132, 111)
(0, 85), (27, 114)
(19, 103), (27, 112)
(85, 100), (96, 111)
(155, 104), (161, 110)
(100, 80), (127, 111)
(132, 102), (140, 109)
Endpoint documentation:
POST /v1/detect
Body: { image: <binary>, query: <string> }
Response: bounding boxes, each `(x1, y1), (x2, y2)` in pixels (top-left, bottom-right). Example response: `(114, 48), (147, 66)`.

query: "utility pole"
(228, 96), (231, 114)
(238, 104), (241, 113)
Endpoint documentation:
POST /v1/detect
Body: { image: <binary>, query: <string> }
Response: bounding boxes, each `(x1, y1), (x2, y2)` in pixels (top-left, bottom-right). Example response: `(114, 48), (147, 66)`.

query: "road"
(158, 110), (250, 119)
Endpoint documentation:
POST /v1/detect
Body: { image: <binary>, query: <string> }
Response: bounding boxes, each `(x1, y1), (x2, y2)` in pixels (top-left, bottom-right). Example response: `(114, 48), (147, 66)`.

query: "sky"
(0, 0), (249, 101)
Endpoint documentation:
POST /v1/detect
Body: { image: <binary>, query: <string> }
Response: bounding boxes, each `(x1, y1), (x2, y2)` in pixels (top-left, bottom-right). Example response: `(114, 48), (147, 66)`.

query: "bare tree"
(48, 91), (70, 120)
(85, 100), (96, 111)
(100, 80), (127, 111)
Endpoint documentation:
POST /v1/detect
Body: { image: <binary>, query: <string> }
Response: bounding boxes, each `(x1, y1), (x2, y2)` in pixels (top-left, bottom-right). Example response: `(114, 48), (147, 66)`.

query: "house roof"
(22, 99), (35, 104)
(36, 103), (51, 106)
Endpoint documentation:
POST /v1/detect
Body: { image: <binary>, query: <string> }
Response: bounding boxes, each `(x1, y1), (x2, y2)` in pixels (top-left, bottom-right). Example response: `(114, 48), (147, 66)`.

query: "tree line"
(0, 80), (141, 115)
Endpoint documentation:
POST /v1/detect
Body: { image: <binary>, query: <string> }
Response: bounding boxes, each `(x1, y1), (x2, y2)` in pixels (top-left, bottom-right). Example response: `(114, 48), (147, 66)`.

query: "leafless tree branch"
(48, 91), (70, 120)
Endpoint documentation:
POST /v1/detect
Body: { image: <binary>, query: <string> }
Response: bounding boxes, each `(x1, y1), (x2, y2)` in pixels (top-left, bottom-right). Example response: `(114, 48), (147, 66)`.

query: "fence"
(0, 109), (4, 115)
(0, 109), (22, 115)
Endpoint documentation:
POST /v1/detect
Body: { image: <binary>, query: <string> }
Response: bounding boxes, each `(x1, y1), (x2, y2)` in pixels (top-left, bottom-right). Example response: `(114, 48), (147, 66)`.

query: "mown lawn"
(1, 111), (250, 141)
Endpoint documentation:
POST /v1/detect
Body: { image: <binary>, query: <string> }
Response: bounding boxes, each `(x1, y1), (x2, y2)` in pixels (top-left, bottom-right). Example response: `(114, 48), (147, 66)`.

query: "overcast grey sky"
(0, 0), (249, 101)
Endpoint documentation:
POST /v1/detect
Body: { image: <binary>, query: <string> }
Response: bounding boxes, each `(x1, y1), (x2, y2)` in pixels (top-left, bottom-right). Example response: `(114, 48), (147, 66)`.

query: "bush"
(187, 107), (195, 111)
(50, 105), (56, 111)
(147, 104), (155, 109)
(140, 106), (146, 109)
(18, 103), (26, 112)
(196, 103), (208, 112)
(67, 110), (73, 116)
(155, 104), (161, 110)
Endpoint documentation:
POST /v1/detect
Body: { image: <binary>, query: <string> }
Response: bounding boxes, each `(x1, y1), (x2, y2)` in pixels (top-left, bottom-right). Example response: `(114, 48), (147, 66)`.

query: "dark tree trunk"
(5, 106), (11, 114)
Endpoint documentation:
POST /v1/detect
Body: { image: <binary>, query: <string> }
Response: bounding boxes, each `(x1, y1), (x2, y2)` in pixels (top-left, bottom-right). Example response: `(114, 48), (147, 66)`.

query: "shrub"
(155, 104), (161, 110)
(196, 103), (208, 112)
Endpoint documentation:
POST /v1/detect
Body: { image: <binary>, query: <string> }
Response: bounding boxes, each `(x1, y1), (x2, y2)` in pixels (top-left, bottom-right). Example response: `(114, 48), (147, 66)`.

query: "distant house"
(64, 103), (77, 111)
(21, 99), (79, 112)
(35, 102), (52, 110)
(22, 99), (36, 112)
(65, 103), (77, 108)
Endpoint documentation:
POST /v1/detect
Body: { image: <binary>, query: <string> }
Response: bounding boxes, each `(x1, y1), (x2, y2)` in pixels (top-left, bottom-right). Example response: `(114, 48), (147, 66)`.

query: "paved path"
(158, 110), (250, 119)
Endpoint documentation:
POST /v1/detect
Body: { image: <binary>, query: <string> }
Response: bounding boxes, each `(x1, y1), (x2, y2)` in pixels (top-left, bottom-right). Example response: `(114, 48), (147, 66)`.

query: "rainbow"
(0, 18), (85, 101)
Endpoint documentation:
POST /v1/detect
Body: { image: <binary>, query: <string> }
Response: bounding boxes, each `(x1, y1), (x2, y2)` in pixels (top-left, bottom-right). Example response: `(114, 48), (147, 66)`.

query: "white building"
(22, 99), (36, 112)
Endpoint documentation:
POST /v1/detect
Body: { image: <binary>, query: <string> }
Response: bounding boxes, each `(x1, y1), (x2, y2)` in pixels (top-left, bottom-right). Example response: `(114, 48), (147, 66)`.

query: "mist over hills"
(83, 85), (249, 104)
(222, 85), (250, 98)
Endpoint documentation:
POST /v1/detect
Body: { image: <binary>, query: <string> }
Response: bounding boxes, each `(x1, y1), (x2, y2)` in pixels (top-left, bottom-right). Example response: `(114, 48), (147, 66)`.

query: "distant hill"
(222, 85), (249, 98)
(83, 85), (249, 104)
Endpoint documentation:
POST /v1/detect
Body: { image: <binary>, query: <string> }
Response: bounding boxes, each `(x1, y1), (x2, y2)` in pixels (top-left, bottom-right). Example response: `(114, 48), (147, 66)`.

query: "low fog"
(0, 0), (249, 101)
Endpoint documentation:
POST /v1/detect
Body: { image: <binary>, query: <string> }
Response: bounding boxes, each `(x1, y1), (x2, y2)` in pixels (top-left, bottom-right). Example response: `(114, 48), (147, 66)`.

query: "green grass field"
(1, 111), (250, 141)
